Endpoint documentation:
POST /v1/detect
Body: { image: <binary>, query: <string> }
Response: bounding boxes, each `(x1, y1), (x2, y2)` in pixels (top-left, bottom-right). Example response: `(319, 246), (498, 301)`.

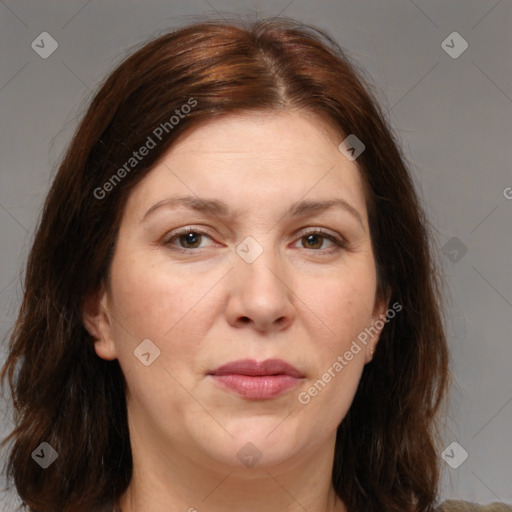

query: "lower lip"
(210, 374), (301, 399)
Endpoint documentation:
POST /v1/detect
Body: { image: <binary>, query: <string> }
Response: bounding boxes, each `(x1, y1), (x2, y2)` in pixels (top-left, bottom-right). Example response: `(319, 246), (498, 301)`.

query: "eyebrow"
(142, 194), (364, 227)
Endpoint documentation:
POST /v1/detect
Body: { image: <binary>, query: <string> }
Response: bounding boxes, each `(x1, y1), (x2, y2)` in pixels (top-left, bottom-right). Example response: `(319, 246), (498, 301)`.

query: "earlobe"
(82, 285), (118, 361)
(93, 337), (117, 361)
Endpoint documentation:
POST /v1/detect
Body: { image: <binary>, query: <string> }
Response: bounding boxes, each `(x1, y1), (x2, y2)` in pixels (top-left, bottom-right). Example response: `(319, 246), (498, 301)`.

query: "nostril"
(240, 316), (251, 324)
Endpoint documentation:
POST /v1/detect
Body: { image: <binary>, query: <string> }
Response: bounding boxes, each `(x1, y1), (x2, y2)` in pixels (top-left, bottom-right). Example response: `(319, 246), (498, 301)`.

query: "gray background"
(1, 0), (511, 509)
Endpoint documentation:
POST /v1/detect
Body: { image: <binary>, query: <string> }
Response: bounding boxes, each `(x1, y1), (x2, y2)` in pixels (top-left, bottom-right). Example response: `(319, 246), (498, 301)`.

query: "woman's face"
(88, 110), (387, 473)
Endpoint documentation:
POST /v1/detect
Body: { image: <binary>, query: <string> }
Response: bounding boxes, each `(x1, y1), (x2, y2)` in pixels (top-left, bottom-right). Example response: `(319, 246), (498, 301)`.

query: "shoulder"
(436, 500), (512, 511)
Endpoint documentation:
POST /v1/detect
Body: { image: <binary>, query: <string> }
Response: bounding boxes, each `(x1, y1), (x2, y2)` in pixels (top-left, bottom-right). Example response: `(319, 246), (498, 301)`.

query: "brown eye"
(178, 232), (203, 248)
(163, 228), (215, 251)
(302, 233), (326, 249)
(294, 229), (345, 253)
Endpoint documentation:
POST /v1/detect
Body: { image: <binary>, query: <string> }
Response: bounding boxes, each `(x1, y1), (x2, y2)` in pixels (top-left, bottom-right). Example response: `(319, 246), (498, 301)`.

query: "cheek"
(108, 251), (223, 372)
(294, 273), (375, 425)
(110, 251), (197, 334)
(298, 263), (377, 347)
(107, 255), (212, 421)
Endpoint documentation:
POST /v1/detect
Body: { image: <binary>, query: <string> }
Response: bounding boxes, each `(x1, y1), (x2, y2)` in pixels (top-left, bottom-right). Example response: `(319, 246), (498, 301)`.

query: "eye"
(294, 229), (345, 252)
(163, 228), (215, 251)
(162, 227), (346, 254)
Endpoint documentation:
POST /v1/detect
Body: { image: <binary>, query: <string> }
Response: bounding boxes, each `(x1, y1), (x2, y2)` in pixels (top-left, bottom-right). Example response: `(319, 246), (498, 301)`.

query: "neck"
(116, 420), (347, 512)
(117, 478), (345, 512)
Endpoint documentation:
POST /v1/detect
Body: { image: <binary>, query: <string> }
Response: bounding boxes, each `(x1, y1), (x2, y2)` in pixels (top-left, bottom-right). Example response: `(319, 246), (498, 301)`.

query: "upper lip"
(209, 358), (304, 378)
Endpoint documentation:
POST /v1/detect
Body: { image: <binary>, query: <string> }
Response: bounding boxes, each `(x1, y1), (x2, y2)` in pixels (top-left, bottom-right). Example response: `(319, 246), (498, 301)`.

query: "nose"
(225, 243), (296, 333)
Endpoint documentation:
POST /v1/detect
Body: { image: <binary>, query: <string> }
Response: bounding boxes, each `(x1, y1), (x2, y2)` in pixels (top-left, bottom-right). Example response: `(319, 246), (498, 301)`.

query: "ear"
(365, 288), (392, 364)
(82, 283), (118, 361)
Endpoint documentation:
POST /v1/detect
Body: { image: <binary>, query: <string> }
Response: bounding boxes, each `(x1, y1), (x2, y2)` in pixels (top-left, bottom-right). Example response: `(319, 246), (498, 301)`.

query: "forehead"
(123, 110), (368, 222)
(170, 110), (343, 162)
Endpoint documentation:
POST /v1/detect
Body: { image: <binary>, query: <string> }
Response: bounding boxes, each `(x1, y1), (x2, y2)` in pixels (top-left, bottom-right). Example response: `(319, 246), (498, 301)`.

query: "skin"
(83, 110), (388, 512)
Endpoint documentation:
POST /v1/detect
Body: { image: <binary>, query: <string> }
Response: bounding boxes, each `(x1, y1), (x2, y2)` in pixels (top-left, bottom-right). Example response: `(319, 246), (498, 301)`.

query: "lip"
(208, 358), (305, 399)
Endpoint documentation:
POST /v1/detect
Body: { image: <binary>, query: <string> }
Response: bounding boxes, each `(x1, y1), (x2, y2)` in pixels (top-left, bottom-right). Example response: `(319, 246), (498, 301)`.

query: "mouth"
(207, 358), (305, 399)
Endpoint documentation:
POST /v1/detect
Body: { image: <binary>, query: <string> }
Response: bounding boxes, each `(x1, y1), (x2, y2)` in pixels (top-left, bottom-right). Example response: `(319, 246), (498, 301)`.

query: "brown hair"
(1, 16), (449, 512)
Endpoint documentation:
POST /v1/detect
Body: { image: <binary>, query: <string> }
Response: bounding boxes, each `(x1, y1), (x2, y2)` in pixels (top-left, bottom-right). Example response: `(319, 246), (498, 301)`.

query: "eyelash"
(162, 227), (346, 254)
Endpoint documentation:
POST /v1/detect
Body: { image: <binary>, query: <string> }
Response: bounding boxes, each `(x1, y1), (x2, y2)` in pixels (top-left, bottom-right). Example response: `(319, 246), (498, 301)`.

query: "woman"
(1, 16), (509, 512)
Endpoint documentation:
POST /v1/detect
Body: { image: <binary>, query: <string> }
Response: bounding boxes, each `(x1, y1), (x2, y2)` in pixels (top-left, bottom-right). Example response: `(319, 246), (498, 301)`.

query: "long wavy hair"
(1, 16), (449, 512)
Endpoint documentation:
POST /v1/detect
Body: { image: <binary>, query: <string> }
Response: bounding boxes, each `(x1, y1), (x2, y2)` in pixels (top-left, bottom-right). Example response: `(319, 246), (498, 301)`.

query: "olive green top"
(437, 501), (512, 511)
